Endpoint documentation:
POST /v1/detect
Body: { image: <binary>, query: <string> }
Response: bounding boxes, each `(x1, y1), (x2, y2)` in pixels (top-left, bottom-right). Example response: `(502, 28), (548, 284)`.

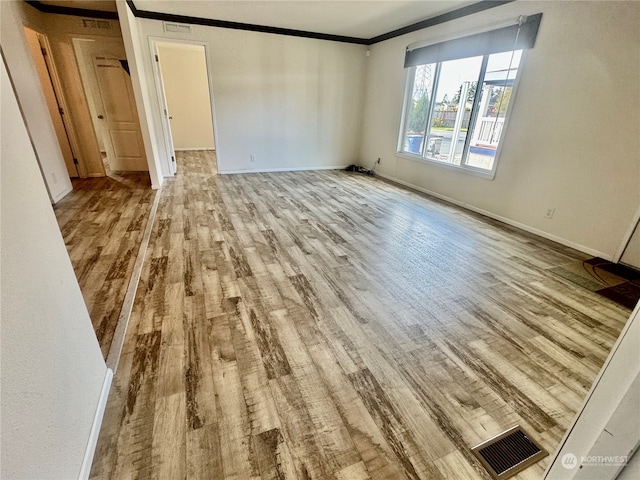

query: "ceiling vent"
(82, 19), (112, 29)
(163, 22), (192, 34)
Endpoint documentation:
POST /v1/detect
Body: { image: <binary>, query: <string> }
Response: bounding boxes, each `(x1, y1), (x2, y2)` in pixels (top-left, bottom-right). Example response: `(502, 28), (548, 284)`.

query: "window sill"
(395, 151), (496, 180)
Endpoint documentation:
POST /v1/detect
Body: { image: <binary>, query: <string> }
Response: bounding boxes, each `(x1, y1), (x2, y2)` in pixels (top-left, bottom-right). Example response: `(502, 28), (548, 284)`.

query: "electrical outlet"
(250, 154), (256, 163)
(544, 208), (556, 219)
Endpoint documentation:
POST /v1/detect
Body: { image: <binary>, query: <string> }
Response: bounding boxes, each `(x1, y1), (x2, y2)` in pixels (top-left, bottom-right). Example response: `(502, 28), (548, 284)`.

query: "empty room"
(1, 1), (639, 479)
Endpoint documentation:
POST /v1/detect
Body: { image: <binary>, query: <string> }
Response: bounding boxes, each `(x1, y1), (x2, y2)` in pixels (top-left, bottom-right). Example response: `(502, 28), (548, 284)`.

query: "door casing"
(148, 37), (219, 177)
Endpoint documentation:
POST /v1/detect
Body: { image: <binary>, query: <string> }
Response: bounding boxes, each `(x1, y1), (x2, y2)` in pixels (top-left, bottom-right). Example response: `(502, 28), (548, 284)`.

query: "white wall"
(157, 42), (215, 150)
(360, 1), (640, 260)
(116, 0), (163, 188)
(618, 447), (640, 480)
(1, 0), (72, 202)
(136, 17), (367, 174)
(1, 56), (108, 479)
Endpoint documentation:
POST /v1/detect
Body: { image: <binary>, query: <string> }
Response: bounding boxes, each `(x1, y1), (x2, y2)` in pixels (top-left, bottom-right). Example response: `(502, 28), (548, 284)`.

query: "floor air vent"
(471, 425), (548, 480)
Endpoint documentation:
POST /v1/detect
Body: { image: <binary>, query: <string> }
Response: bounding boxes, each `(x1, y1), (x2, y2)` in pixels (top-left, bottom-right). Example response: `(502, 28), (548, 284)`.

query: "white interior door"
(155, 63), (177, 175)
(92, 55), (146, 171)
(24, 28), (78, 178)
(151, 44), (177, 176)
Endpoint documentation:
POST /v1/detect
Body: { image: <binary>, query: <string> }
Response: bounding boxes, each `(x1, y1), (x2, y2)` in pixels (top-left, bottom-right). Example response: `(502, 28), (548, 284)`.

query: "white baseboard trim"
(220, 165), (346, 175)
(174, 147), (215, 151)
(51, 184), (73, 204)
(376, 171), (613, 261)
(78, 368), (113, 480)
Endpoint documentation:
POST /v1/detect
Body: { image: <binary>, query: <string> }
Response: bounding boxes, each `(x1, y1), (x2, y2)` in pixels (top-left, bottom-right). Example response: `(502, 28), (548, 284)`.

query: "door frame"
(26, 27), (84, 178)
(72, 34), (147, 177)
(613, 205), (640, 264)
(148, 37), (219, 176)
(148, 38), (177, 176)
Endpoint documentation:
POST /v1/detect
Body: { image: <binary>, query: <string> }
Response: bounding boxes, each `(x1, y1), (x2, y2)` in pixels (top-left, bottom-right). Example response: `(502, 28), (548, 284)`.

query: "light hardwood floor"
(54, 172), (155, 358)
(90, 150), (630, 479)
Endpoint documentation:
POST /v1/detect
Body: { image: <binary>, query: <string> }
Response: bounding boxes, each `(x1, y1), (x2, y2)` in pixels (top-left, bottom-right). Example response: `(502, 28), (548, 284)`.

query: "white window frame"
(396, 50), (527, 180)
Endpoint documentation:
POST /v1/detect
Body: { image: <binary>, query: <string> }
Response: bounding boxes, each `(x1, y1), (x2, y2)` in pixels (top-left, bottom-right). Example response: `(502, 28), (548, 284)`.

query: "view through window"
(400, 50), (522, 173)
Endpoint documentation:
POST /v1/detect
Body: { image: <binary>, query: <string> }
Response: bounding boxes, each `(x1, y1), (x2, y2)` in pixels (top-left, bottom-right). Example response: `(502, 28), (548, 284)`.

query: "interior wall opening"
(620, 216), (640, 271)
(72, 35), (148, 177)
(152, 40), (218, 175)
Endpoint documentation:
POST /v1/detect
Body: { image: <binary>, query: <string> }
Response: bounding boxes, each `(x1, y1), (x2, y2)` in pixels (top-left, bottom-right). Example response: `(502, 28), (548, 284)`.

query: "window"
(397, 14), (541, 176)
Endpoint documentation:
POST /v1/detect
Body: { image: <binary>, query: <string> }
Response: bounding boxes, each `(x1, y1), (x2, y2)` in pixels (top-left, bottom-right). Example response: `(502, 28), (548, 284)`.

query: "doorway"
(24, 26), (81, 178)
(150, 39), (218, 175)
(614, 206), (640, 272)
(620, 217), (640, 271)
(72, 36), (147, 176)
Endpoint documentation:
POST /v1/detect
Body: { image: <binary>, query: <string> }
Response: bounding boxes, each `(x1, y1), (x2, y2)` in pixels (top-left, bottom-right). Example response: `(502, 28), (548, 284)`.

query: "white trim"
(174, 147), (215, 151)
(114, 3), (164, 188)
(148, 38), (177, 176)
(613, 205), (640, 263)
(51, 184), (73, 204)
(106, 188), (161, 372)
(395, 151), (495, 179)
(220, 165), (346, 175)
(78, 368), (113, 480)
(376, 171), (613, 261)
(202, 41), (221, 174)
(465, 204), (612, 260)
(396, 67), (415, 152)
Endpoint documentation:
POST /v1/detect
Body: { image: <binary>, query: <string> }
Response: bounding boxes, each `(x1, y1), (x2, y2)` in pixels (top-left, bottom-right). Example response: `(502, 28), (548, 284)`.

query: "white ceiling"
(41, 0), (477, 39)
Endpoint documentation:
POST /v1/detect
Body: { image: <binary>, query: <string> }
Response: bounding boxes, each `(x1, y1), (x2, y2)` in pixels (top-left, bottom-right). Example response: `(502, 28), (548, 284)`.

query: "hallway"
(54, 172), (154, 358)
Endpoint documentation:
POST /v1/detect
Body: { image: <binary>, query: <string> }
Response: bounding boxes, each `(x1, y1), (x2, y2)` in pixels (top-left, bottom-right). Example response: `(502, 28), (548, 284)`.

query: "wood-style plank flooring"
(90, 150), (630, 479)
(54, 172), (154, 358)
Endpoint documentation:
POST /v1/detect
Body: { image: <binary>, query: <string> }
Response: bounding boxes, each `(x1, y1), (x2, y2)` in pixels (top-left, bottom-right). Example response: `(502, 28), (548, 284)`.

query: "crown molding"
(24, 0), (516, 45)
(25, 0), (118, 20)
